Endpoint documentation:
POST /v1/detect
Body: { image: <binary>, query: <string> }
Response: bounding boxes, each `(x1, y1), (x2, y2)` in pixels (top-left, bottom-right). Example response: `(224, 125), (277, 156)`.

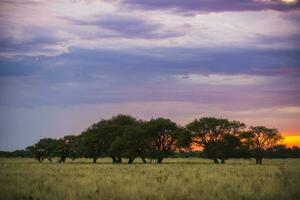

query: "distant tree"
(80, 120), (110, 163)
(217, 134), (241, 163)
(258, 145), (300, 159)
(68, 135), (82, 160)
(0, 150), (31, 158)
(22, 114), (292, 164)
(81, 114), (140, 163)
(266, 144), (289, 158)
(289, 146), (300, 158)
(241, 126), (282, 164)
(0, 151), (12, 157)
(186, 117), (245, 164)
(106, 114), (140, 163)
(217, 121), (246, 163)
(56, 135), (79, 163)
(145, 118), (178, 163)
(110, 124), (149, 164)
(26, 138), (59, 162)
(175, 127), (192, 152)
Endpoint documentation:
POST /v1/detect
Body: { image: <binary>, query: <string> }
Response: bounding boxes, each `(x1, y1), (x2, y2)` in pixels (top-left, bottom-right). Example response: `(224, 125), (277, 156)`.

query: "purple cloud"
(0, 24), (70, 57)
(66, 15), (185, 39)
(123, 0), (300, 13)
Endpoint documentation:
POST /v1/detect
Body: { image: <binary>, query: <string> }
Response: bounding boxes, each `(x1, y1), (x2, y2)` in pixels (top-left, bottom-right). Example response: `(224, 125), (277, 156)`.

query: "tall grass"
(0, 158), (299, 200)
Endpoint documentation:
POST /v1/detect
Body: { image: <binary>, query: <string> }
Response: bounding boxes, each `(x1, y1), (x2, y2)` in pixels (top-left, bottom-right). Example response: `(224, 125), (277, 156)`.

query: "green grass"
(0, 158), (299, 200)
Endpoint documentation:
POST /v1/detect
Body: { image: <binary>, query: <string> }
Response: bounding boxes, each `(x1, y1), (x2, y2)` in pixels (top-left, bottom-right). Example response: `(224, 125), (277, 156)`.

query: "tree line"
(4, 114), (298, 164)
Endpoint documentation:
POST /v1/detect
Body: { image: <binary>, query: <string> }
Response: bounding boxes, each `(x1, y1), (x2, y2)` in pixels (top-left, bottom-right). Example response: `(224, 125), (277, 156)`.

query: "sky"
(0, 0), (300, 150)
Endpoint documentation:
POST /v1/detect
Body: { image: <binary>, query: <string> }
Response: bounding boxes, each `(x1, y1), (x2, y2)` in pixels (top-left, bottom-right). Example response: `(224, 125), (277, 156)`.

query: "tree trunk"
(256, 157), (263, 164)
(141, 157), (147, 164)
(111, 156), (117, 163)
(117, 156), (122, 163)
(59, 157), (66, 163)
(93, 157), (97, 163)
(213, 158), (219, 164)
(157, 157), (163, 164)
(128, 156), (135, 164)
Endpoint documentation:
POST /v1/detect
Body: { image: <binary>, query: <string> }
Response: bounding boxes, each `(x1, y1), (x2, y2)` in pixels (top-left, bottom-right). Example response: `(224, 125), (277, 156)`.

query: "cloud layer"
(124, 0), (300, 13)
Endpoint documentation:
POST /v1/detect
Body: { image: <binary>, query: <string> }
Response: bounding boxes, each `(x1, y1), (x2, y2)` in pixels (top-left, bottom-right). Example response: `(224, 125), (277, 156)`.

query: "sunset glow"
(283, 135), (300, 147)
(190, 134), (300, 150)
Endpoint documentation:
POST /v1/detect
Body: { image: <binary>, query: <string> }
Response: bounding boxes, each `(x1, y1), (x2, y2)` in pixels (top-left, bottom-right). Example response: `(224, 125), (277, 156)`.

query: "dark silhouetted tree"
(56, 135), (79, 163)
(80, 120), (110, 163)
(217, 121), (246, 163)
(186, 117), (245, 164)
(81, 114), (140, 163)
(175, 127), (192, 152)
(110, 124), (150, 164)
(106, 114), (140, 163)
(26, 138), (59, 162)
(145, 118), (178, 163)
(241, 126), (282, 164)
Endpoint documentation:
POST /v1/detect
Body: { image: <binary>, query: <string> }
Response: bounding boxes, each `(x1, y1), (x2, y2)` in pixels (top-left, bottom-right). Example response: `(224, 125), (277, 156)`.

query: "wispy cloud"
(175, 74), (266, 85)
(65, 15), (185, 39)
(124, 0), (300, 13)
(0, 0), (299, 58)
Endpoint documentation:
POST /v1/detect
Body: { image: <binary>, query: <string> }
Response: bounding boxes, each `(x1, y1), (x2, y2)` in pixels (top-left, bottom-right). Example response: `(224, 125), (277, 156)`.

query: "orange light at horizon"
(283, 135), (300, 147)
(189, 135), (300, 151)
(191, 143), (202, 151)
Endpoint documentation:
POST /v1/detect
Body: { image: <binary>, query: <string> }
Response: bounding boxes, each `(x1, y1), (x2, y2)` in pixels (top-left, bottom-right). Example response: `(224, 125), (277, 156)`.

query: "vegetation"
(0, 158), (299, 200)
(241, 126), (283, 164)
(186, 117), (246, 164)
(1, 114), (296, 164)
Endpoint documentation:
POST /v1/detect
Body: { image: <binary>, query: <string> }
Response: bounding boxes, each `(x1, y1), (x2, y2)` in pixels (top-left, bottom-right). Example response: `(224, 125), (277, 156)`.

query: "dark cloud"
(123, 0), (300, 13)
(256, 33), (300, 48)
(1, 45), (300, 151)
(1, 47), (299, 108)
(65, 15), (185, 39)
(0, 25), (68, 57)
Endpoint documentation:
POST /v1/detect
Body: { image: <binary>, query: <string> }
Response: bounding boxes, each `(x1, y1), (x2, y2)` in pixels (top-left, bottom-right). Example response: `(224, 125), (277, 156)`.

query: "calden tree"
(109, 124), (149, 164)
(80, 120), (110, 163)
(241, 126), (282, 164)
(26, 138), (59, 162)
(186, 117), (245, 164)
(56, 135), (79, 163)
(145, 118), (178, 163)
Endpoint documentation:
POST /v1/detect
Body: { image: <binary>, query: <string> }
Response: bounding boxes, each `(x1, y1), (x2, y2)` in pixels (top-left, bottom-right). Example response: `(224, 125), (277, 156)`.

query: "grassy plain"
(0, 158), (299, 200)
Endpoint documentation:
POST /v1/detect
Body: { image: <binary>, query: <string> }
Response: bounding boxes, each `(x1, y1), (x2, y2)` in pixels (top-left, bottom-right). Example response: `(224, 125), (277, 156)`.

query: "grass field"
(0, 158), (299, 200)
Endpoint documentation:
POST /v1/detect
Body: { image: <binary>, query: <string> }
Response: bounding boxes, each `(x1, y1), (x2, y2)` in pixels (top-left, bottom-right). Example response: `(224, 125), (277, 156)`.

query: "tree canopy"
(24, 115), (284, 164)
(241, 126), (283, 164)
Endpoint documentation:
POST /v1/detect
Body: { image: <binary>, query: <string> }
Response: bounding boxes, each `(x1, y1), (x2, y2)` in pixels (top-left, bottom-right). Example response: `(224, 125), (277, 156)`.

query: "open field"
(0, 158), (300, 200)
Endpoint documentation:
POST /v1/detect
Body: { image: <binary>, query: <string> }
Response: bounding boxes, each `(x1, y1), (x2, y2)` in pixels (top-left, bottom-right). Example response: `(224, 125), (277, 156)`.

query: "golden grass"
(0, 158), (299, 200)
